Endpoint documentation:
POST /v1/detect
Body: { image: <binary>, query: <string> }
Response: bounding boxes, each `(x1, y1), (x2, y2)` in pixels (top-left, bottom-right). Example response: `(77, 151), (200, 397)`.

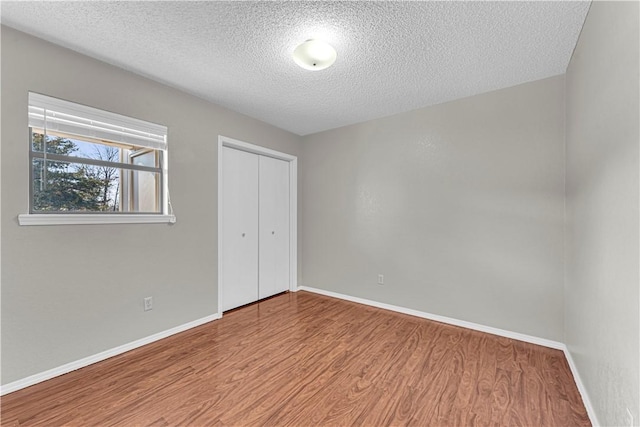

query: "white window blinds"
(28, 92), (167, 150)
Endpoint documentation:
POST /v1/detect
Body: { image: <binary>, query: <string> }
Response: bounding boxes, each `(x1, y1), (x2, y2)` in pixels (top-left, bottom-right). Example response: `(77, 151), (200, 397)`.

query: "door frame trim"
(217, 136), (298, 316)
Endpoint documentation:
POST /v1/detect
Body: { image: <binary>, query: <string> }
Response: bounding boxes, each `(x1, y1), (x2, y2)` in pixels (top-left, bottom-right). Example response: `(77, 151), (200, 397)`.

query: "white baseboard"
(298, 285), (598, 426)
(298, 286), (564, 349)
(562, 346), (600, 426)
(0, 312), (221, 396)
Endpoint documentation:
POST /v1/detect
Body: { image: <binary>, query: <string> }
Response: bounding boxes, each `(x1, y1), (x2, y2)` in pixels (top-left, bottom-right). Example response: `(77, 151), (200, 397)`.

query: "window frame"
(19, 93), (175, 226)
(127, 148), (162, 214)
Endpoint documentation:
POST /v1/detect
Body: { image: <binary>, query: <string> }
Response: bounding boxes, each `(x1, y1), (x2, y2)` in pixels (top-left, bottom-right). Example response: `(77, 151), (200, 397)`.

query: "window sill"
(18, 214), (177, 226)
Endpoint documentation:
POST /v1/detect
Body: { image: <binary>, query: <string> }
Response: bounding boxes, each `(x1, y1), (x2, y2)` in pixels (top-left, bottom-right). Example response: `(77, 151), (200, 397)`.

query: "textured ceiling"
(1, 1), (590, 136)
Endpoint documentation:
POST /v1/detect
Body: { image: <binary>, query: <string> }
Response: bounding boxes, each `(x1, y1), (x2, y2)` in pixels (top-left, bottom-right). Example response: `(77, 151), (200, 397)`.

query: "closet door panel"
(259, 156), (290, 299)
(221, 146), (259, 311)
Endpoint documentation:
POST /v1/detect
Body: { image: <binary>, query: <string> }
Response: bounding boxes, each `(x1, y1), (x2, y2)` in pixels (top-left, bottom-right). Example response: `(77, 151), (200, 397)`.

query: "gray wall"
(301, 75), (566, 341)
(0, 26), (302, 385)
(565, 2), (640, 426)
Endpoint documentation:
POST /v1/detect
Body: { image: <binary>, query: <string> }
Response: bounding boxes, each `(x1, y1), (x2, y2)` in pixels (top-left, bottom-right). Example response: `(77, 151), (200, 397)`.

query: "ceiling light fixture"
(293, 39), (337, 71)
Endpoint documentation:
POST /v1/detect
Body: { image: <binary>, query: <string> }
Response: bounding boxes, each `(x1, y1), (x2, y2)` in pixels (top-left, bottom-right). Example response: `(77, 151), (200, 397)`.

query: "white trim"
(0, 313), (220, 396)
(18, 213), (176, 226)
(562, 346), (600, 426)
(217, 139), (224, 316)
(217, 136), (298, 316)
(288, 158), (298, 292)
(298, 286), (564, 349)
(219, 136), (297, 162)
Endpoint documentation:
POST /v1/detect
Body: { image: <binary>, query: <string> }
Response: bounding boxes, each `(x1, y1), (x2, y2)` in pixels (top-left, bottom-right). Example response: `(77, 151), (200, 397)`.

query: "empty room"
(0, 1), (638, 426)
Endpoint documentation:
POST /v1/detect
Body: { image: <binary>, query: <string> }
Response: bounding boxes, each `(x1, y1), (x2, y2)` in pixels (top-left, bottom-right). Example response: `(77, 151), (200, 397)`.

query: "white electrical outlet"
(144, 296), (153, 311)
(378, 274), (384, 285)
(626, 408), (634, 427)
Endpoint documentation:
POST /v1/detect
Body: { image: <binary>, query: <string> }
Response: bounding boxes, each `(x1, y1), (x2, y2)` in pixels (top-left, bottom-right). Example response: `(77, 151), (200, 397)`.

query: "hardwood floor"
(1, 291), (590, 426)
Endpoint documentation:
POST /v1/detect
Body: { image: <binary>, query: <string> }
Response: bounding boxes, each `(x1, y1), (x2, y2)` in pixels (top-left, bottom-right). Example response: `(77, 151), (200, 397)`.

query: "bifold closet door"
(221, 146), (259, 311)
(258, 155), (290, 299)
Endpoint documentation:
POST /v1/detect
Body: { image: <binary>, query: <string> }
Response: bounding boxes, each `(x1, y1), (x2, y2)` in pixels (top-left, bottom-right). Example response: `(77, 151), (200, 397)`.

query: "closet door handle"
(272, 231), (275, 235)
(242, 233), (246, 237)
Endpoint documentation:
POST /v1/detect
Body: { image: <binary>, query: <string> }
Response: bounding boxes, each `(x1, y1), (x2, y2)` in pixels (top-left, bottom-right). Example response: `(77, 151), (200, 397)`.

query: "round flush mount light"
(293, 39), (337, 71)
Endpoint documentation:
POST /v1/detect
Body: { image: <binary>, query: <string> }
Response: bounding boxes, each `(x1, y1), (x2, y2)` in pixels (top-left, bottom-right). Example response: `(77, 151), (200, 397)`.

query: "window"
(19, 93), (175, 225)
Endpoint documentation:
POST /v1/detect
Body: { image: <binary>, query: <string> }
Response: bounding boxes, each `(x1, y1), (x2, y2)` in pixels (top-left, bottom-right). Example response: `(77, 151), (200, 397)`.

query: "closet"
(220, 145), (290, 311)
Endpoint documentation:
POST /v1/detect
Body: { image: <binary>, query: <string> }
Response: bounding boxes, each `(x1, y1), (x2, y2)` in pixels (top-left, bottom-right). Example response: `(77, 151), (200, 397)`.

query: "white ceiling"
(1, 1), (590, 136)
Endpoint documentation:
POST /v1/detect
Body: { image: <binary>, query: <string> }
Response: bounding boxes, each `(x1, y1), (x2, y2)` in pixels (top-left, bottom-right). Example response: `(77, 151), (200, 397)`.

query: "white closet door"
(259, 155), (290, 299)
(221, 146), (259, 311)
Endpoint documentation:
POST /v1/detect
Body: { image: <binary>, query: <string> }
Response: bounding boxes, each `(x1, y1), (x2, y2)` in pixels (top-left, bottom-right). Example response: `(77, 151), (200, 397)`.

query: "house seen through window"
(28, 93), (168, 214)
